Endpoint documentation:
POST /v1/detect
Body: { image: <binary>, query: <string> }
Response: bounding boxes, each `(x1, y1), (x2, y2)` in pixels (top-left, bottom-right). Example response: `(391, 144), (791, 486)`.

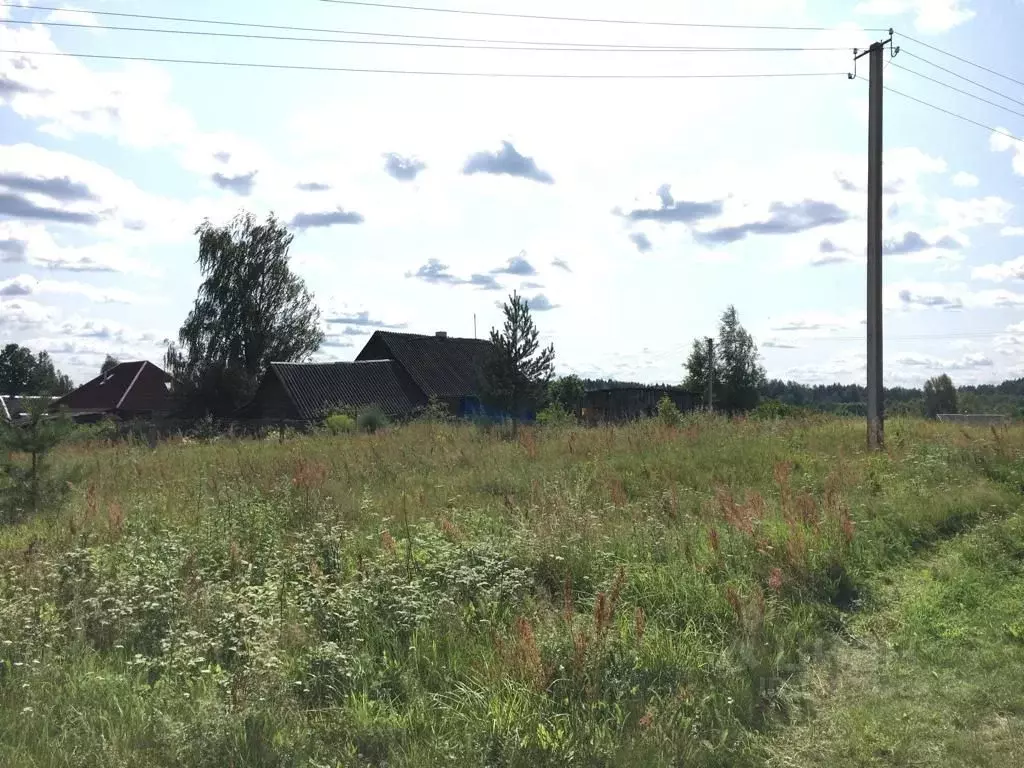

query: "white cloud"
(784, 350), (865, 384)
(46, 7), (101, 27)
(762, 338), (802, 349)
(0, 222), (157, 275)
(991, 128), (1024, 175)
(0, 274), (143, 304)
(973, 256), (1024, 282)
(0, 143), (198, 243)
(888, 280), (1024, 309)
(0, 24), (195, 148)
(767, 311), (863, 334)
(1002, 226), (1024, 236)
(969, 289), (1024, 308)
(951, 171), (979, 187)
(855, 0), (975, 33)
(897, 353), (993, 371)
(0, 296), (57, 333)
(934, 196), (1012, 229)
(888, 281), (965, 310)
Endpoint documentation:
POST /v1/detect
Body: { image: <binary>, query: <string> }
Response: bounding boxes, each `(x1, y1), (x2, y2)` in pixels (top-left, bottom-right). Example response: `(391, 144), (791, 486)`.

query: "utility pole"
(855, 33), (894, 451)
(705, 336), (714, 413)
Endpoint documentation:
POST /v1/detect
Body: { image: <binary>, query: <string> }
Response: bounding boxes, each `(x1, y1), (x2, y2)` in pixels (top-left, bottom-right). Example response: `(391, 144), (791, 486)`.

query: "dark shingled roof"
(355, 331), (491, 399)
(0, 395), (59, 422)
(55, 361), (173, 413)
(270, 360), (425, 419)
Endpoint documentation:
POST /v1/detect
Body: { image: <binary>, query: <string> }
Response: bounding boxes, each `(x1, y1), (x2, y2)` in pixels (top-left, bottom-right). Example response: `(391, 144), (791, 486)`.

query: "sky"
(2, 0), (1024, 388)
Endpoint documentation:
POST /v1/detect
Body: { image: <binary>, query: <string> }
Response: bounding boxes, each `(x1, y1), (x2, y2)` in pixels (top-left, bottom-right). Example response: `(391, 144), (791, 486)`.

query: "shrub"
(752, 399), (789, 420)
(325, 413), (356, 435)
(656, 395), (682, 427)
(416, 396), (454, 423)
(357, 406), (389, 434)
(65, 417), (121, 445)
(536, 404), (575, 427)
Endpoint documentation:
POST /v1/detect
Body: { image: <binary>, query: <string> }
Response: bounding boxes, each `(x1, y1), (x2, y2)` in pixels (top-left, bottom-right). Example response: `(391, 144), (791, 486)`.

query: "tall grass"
(0, 415), (1021, 766)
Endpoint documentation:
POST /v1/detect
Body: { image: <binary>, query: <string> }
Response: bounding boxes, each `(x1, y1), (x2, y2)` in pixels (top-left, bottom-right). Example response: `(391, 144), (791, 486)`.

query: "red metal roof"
(55, 361), (173, 414)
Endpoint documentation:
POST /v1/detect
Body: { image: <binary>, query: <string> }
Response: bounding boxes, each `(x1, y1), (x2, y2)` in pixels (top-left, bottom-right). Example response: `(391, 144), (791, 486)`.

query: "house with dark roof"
(240, 330), (493, 422)
(0, 395), (60, 423)
(55, 361), (175, 421)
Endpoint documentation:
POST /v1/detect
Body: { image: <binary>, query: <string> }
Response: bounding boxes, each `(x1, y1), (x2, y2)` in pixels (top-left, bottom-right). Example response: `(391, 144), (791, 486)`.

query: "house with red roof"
(55, 361), (175, 421)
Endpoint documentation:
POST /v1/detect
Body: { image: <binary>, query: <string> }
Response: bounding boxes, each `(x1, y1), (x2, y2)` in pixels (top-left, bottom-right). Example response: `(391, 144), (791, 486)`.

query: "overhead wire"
(317, 0), (893, 32)
(0, 49), (851, 78)
(854, 75), (1024, 144)
(899, 50), (1024, 109)
(897, 31), (1024, 90)
(0, 18), (864, 53)
(889, 60), (1024, 120)
(774, 330), (1024, 342)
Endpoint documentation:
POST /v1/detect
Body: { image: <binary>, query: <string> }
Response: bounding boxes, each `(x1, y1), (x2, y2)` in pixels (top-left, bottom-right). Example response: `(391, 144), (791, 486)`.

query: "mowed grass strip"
(0, 416), (1021, 767)
(765, 511), (1024, 767)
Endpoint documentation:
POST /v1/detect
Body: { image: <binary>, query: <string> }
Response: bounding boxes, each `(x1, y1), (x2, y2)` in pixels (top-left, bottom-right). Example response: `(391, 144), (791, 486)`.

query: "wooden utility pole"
(705, 336), (714, 412)
(856, 35), (892, 451)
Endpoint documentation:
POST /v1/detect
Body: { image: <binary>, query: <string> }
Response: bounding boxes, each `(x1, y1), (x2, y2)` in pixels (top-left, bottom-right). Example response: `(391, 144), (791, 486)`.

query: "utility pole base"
(868, 418), (884, 451)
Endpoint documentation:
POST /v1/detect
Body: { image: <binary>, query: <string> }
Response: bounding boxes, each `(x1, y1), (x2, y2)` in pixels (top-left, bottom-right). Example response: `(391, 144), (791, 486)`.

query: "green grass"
(0, 415), (1022, 766)
(764, 510), (1024, 767)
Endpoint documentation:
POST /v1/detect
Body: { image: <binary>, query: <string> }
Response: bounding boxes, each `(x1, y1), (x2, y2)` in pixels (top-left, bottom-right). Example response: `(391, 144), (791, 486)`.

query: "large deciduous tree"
(717, 305), (765, 413)
(165, 212), (324, 416)
(924, 374), (957, 418)
(480, 291), (555, 422)
(0, 344), (73, 396)
(683, 305), (765, 414)
(100, 355), (120, 375)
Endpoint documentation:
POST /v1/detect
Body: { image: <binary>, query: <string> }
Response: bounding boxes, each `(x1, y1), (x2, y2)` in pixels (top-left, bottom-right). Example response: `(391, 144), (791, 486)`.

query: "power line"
(775, 330), (1024, 342)
(0, 18), (860, 53)
(897, 32), (1024, 91)
(318, 0), (892, 32)
(855, 76), (1024, 144)
(890, 61), (1024, 120)
(653, 329), (1022, 360)
(0, 3), (884, 46)
(0, 49), (850, 78)
(900, 50), (1024, 110)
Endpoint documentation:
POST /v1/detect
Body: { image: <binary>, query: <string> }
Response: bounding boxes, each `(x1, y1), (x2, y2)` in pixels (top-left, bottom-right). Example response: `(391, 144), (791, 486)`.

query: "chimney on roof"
(435, 331), (447, 338)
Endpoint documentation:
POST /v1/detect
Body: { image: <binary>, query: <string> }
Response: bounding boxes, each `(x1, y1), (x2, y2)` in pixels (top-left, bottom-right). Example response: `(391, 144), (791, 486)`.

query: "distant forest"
(582, 378), (1024, 417)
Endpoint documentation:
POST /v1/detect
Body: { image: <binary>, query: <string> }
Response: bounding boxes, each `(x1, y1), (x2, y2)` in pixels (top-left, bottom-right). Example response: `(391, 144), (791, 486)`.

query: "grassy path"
(766, 511), (1024, 767)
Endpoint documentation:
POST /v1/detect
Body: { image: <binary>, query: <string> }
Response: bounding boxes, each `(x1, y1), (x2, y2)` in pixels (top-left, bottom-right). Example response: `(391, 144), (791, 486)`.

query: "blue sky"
(2, 0), (1024, 387)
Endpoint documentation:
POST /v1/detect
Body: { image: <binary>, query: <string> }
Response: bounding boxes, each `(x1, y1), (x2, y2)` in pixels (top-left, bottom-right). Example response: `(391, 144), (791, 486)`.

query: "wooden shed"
(582, 386), (696, 424)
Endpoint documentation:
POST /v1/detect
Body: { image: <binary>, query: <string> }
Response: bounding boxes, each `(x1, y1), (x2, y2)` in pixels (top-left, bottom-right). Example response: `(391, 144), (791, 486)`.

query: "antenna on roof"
(474, 313), (477, 340)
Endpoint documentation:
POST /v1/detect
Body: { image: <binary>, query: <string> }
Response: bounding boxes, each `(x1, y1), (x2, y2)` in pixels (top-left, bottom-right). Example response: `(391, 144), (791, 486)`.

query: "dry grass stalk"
(511, 616), (545, 691)
(609, 477), (627, 507)
(634, 606), (647, 644)
(107, 501), (124, 536)
(562, 572), (574, 624)
(440, 517), (462, 542)
(519, 429), (538, 459)
(774, 461), (793, 516)
(708, 526), (720, 554)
